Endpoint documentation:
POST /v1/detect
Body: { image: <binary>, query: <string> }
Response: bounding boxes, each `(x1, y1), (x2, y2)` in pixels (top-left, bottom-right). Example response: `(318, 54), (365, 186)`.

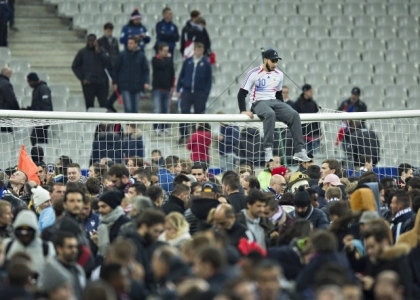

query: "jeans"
(252, 99), (305, 153)
(220, 153), (235, 171)
(152, 90), (170, 130)
(121, 91), (140, 113)
(179, 90), (208, 137)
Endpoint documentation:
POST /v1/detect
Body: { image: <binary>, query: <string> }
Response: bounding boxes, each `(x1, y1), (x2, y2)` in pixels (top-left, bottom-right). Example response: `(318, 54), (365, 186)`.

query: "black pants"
(0, 23), (8, 47)
(107, 91), (118, 112)
(82, 82), (108, 110)
(31, 125), (49, 146)
(8, 0), (15, 27)
(179, 90), (208, 136)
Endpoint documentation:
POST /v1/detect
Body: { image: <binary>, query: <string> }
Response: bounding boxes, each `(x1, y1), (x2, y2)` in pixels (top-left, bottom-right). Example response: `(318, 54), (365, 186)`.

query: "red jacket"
(186, 130), (212, 162)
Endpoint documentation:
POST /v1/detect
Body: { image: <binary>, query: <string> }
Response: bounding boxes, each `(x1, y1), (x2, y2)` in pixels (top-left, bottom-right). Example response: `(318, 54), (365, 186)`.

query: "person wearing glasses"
(238, 49), (311, 163)
(266, 175), (287, 201)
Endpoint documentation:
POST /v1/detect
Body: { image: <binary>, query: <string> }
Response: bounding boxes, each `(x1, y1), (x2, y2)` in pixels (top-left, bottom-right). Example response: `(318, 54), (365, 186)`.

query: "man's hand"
(343, 234), (355, 251)
(361, 276), (375, 291)
(113, 84), (118, 92)
(82, 79), (90, 85)
(144, 83), (150, 90)
(241, 111), (254, 119)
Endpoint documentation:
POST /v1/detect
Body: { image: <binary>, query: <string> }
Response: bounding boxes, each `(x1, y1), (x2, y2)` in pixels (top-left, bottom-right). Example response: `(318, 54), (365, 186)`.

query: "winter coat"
(4, 210), (56, 275)
(184, 208), (199, 235)
(177, 56), (212, 95)
(158, 168), (175, 193)
(84, 212), (100, 233)
(158, 229), (191, 248)
(329, 213), (362, 251)
(238, 127), (264, 166)
(97, 35), (120, 65)
(154, 20), (179, 54)
(0, 74), (19, 110)
(312, 185), (327, 208)
(294, 95), (321, 137)
(120, 23), (151, 51)
(227, 192), (247, 214)
(38, 206), (55, 231)
(71, 46), (111, 84)
(391, 208), (413, 242)
(397, 209), (420, 249)
(90, 132), (122, 165)
(109, 214), (130, 243)
(113, 49), (150, 93)
(219, 124), (240, 155)
(225, 221), (253, 248)
(258, 170), (272, 191)
(338, 99), (367, 113)
(0, 2), (12, 25)
(122, 132), (144, 159)
(268, 246), (304, 280)
(236, 211), (274, 249)
(186, 129), (212, 163)
(27, 81), (52, 111)
(152, 54), (175, 91)
(289, 206), (329, 229)
(409, 244), (420, 299)
(343, 127), (381, 166)
(162, 195), (185, 215)
(180, 22), (211, 56)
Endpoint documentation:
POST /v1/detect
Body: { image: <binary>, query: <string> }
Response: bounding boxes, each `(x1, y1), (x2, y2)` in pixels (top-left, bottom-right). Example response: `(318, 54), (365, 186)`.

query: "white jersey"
(241, 66), (284, 106)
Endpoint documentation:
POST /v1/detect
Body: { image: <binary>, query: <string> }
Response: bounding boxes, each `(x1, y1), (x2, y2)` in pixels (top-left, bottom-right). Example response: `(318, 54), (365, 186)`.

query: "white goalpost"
(0, 109), (418, 177)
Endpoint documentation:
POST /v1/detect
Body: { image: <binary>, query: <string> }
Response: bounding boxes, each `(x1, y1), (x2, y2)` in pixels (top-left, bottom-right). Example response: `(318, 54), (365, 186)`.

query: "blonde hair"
(165, 212), (190, 238)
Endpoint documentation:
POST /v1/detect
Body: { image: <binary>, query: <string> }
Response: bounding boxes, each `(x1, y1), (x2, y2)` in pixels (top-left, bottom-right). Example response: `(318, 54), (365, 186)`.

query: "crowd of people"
(0, 142), (417, 300)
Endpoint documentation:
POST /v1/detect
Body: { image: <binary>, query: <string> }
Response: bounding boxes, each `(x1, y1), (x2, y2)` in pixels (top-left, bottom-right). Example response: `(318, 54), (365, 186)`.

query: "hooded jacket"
(4, 210), (55, 275)
(397, 209), (420, 249)
(27, 81), (52, 111)
(290, 206), (329, 229)
(294, 95), (320, 137)
(0, 74), (19, 110)
(72, 46), (111, 84)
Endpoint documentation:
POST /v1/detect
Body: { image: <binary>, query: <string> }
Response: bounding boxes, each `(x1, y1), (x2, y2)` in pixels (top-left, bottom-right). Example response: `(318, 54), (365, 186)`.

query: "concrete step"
(9, 33), (84, 43)
(9, 43), (83, 52)
(13, 18), (71, 29)
(15, 5), (57, 18)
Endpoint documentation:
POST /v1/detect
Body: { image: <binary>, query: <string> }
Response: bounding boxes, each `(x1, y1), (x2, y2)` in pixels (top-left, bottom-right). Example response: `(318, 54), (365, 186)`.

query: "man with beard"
(81, 195), (99, 234)
(123, 208), (165, 292)
(290, 186), (329, 229)
(54, 232), (86, 300)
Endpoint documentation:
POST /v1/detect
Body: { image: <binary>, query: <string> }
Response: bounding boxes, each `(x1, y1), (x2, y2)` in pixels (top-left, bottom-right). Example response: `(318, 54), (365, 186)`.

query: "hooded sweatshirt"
(4, 210), (55, 275)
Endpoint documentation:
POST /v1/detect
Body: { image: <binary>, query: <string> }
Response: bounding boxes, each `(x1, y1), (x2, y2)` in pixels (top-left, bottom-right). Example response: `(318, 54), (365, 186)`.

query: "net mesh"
(0, 109), (418, 177)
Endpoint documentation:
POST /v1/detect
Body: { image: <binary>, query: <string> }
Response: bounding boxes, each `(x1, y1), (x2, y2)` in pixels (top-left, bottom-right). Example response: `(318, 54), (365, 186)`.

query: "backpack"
(5, 239), (49, 257)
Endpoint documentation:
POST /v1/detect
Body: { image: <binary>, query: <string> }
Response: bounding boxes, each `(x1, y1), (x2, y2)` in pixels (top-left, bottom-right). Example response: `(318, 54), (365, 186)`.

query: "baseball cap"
(323, 174), (343, 186)
(351, 87), (361, 96)
(202, 182), (218, 193)
(263, 49), (282, 61)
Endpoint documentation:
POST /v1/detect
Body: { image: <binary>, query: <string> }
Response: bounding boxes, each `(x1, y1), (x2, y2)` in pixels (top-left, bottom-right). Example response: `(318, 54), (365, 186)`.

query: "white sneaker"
(265, 147), (274, 162)
(293, 149), (311, 162)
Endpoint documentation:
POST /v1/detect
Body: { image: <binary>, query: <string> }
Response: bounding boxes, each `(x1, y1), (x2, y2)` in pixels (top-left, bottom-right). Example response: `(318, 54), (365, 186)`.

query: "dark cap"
(263, 49), (282, 61)
(351, 87), (361, 96)
(27, 72), (39, 82)
(202, 181), (218, 193)
(302, 84), (312, 92)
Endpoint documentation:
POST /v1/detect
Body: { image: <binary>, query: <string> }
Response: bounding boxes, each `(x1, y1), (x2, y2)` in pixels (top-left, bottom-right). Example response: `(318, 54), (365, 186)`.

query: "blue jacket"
(84, 212), (99, 233)
(114, 49), (150, 93)
(90, 132), (122, 165)
(120, 23), (151, 51)
(219, 124), (240, 155)
(177, 56), (212, 96)
(155, 20), (179, 54)
(158, 168), (175, 193)
(391, 208), (414, 242)
(122, 132), (144, 159)
(39, 206), (55, 231)
(0, 2), (11, 25)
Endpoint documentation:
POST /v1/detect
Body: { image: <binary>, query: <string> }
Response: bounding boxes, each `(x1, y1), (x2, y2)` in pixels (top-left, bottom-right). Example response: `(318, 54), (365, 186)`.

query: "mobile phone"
(47, 164), (54, 174)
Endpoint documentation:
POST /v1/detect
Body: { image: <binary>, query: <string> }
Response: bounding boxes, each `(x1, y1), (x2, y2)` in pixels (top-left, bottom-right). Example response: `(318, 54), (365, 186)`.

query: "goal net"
(0, 109), (418, 178)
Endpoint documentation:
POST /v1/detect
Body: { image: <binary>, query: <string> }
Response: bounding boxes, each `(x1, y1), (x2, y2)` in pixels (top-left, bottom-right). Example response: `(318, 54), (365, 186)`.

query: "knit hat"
(38, 259), (73, 293)
(27, 72), (39, 82)
(271, 166), (287, 177)
(131, 9), (142, 20)
(293, 186), (311, 207)
(31, 185), (50, 207)
(99, 190), (124, 209)
(349, 187), (377, 212)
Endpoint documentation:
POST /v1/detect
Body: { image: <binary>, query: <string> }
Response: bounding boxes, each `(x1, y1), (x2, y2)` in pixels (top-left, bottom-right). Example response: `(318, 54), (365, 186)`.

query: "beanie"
(31, 185), (50, 207)
(271, 166), (287, 177)
(38, 259), (73, 293)
(131, 9), (141, 20)
(99, 190), (124, 210)
(349, 187), (377, 212)
(27, 72), (39, 82)
(293, 186), (311, 207)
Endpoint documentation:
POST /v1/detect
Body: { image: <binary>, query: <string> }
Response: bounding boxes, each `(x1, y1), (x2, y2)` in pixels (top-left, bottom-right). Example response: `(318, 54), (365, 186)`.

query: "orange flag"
(18, 145), (40, 185)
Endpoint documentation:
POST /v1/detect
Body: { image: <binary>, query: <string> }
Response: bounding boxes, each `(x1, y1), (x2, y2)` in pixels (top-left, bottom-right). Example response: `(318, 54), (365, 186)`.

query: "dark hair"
(31, 146), (44, 163)
(328, 201), (350, 218)
(412, 195), (420, 214)
(67, 163), (81, 170)
(194, 42), (205, 49)
(129, 182), (147, 196)
(278, 219), (312, 245)
(91, 163), (108, 178)
(54, 231), (77, 248)
(162, 7), (171, 15)
(398, 163), (413, 177)
(165, 155), (179, 169)
(190, 10), (200, 18)
(309, 230), (338, 253)
(380, 177), (396, 188)
(64, 188), (86, 203)
(129, 156), (144, 168)
(157, 42), (168, 52)
(361, 219), (391, 243)
(174, 174), (191, 187)
(407, 176), (420, 190)
(103, 22), (114, 30)
(279, 192), (294, 205)
(265, 195), (278, 211)
(246, 189), (268, 206)
(100, 263), (123, 282)
(196, 245), (226, 271)
(306, 165), (321, 180)
(108, 164), (129, 178)
(393, 190), (410, 208)
(359, 155), (372, 165)
(136, 208), (165, 228)
(222, 174), (240, 191)
(133, 168), (151, 181)
(66, 181), (88, 194)
(306, 188), (317, 196)
(255, 259), (282, 276)
(86, 177), (101, 195)
(322, 159), (341, 175)
(146, 185), (164, 204)
(172, 183), (190, 197)
(191, 182), (201, 194)
(128, 36), (139, 44)
(53, 198), (65, 217)
(8, 259), (32, 285)
(196, 123), (211, 132)
(152, 149), (162, 156)
(191, 162), (207, 172)
(87, 33), (97, 39)
(244, 175), (261, 190)
(358, 171), (379, 184)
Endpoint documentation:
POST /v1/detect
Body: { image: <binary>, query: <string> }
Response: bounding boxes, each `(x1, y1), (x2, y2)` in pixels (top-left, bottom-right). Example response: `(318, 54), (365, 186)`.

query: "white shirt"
(241, 66), (284, 107)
